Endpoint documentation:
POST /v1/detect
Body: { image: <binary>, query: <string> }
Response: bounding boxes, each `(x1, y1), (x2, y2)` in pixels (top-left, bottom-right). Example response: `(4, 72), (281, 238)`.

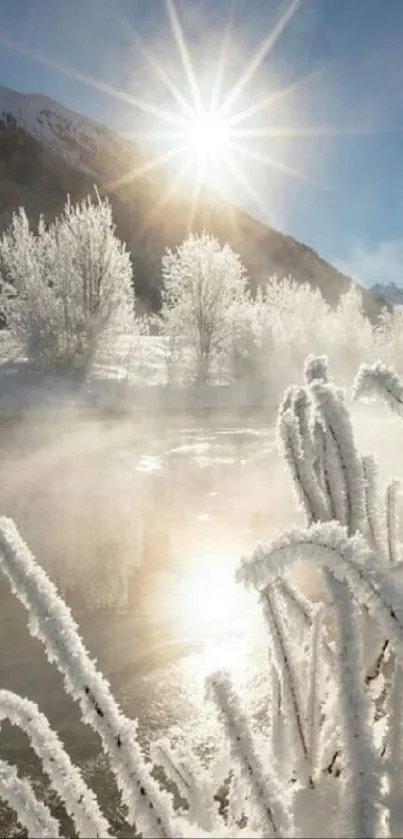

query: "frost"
(0, 516), (178, 838)
(206, 671), (292, 838)
(0, 760), (60, 838)
(353, 362), (403, 417)
(0, 193), (133, 374)
(2, 354), (403, 836)
(0, 689), (110, 837)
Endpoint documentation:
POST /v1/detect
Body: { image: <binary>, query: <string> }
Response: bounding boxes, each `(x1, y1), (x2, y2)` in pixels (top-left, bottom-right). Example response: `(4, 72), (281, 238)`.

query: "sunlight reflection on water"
(2, 402), (402, 834)
(135, 454), (163, 473)
(0, 410), (287, 762)
(158, 548), (256, 644)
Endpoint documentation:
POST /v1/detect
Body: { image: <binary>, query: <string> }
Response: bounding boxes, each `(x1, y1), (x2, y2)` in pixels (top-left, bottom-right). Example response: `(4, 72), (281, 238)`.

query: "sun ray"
(0, 34), (189, 130)
(209, 0), (238, 114)
(226, 66), (326, 128)
(222, 153), (278, 225)
(187, 156), (208, 231)
(0, 7), (357, 227)
(165, 0), (202, 112)
(219, 0), (301, 118)
(227, 138), (310, 182)
(230, 123), (389, 140)
(218, 172), (239, 221)
(121, 129), (185, 142)
(208, 155), (231, 203)
(138, 155), (195, 236)
(129, 30), (196, 120)
(103, 144), (188, 193)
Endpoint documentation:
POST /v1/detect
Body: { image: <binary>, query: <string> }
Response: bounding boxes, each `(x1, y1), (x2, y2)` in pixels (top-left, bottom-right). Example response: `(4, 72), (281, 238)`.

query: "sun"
(183, 110), (231, 163)
(7, 0), (368, 222)
(100, 0), (312, 216)
(19, 0), (350, 221)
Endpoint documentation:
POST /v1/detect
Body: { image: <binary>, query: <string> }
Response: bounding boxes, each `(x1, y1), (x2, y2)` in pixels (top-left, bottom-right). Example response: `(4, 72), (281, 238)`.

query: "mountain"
(0, 84), (387, 319)
(369, 282), (403, 306)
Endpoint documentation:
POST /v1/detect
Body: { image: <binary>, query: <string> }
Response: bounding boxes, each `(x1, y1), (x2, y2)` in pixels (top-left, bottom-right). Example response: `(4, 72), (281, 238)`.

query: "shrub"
(0, 192), (134, 373)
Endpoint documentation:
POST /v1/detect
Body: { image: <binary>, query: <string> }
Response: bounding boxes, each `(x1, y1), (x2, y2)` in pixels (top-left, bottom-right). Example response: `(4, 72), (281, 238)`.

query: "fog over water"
(0, 397), (401, 830)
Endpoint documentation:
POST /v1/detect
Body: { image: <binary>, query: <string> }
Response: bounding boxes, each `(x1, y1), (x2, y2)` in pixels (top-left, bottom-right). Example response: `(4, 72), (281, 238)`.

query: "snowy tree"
(225, 289), (275, 385)
(326, 285), (375, 380)
(373, 306), (403, 374)
(0, 192), (134, 373)
(159, 232), (249, 384)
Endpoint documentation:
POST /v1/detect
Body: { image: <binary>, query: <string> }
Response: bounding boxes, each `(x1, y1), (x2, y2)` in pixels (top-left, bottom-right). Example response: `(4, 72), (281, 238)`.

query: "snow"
(0, 83), (142, 177)
(2, 352), (403, 835)
(0, 332), (277, 417)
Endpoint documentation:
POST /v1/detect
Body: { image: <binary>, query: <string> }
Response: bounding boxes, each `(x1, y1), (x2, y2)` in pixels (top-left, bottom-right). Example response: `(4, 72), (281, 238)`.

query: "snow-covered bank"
(0, 360), (279, 419)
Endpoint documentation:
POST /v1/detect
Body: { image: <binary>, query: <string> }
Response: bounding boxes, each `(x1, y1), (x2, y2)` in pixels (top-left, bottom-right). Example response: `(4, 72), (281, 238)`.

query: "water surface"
(0, 400), (399, 834)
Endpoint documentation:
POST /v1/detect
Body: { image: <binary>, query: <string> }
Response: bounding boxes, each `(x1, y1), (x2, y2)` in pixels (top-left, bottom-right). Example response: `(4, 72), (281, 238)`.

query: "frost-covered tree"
(225, 289), (275, 385)
(326, 286), (375, 380)
(373, 306), (403, 374)
(159, 233), (248, 384)
(0, 192), (134, 372)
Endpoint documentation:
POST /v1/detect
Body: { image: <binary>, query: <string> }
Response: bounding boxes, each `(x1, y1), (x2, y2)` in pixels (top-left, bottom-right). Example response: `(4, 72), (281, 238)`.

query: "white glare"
(184, 111), (230, 162)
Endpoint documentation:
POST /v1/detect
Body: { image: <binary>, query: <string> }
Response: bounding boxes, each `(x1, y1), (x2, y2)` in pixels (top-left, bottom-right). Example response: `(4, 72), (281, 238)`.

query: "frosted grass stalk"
(206, 672), (291, 838)
(0, 689), (110, 838)
(325, 574), (379, 838)
(0, 759), (61, 838)
(0, 516), (177, 839)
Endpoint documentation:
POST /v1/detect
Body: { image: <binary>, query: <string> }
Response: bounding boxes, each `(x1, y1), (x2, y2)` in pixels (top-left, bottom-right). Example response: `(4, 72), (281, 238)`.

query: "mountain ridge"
(0, 84), (387, 319)
(369, 282), (403, 306)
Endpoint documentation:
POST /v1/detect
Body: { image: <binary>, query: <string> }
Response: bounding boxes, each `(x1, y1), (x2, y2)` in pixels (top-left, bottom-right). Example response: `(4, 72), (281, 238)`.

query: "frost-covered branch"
(324, 574), (380, 837)
(353, 362), (403, 417)
(0, 517), (177, 839)
(386, 479), (401, 564)
(261, 588), (310, 784)
(237, 522), (403, 663)
(206, 672), (291, 838)
(362, 454), (386, 558)
(279, 357), (366, 538)
(0, 689), (110, 838)
(305, 606), (323, 782)
(385, 663), (403, 837)
(150, 738), (222, 834)
(277, 386), (330, 524)
(0, 759), (61, 838)
(310, 380), (365, 535)
(304, 354), (329, 384)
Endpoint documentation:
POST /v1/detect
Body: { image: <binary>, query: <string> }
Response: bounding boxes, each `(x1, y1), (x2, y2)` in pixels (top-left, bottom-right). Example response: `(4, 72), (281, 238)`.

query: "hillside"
(0, 84), (386, 319)
(370, 282), (403, 306)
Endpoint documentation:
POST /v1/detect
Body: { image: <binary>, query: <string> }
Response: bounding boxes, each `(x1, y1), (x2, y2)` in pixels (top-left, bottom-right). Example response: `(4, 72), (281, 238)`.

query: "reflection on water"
(1, 402), (400, 832)
(159, 546), (256, 644)
(0, 406), (300, 833)
(0, 409), (289, 690)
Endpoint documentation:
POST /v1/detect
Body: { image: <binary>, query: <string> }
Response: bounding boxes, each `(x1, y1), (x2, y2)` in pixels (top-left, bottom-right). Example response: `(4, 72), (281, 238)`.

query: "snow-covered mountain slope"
(0, 84), (141, 178)
(0, 84), (390, 318)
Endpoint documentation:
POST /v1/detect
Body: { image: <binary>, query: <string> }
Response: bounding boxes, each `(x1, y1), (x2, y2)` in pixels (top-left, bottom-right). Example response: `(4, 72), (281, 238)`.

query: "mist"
(0, 385), (400, 642)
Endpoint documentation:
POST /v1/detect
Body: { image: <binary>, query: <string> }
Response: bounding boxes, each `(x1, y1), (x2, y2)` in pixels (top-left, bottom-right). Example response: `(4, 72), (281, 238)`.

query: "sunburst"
(0, 0), (385, 226)
(126, 0), (307, 214)
(114, 0), (310, 224)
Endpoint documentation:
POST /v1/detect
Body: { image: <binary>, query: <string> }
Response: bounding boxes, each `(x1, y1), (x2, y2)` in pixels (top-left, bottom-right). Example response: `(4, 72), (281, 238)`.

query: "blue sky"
(0, 0), (402, 287)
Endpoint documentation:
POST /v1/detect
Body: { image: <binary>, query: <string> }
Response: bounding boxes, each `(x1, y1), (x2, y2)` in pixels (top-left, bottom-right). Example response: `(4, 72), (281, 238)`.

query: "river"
(0, 400), (400, 835)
